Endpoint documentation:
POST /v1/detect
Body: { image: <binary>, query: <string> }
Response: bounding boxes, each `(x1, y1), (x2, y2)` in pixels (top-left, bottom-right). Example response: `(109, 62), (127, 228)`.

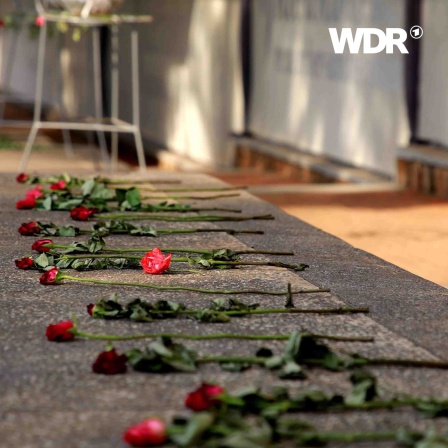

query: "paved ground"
(1, 158), (448, 447)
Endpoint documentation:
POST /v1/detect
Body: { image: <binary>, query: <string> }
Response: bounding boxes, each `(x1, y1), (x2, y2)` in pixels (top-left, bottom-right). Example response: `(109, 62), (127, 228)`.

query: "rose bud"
(16, 196), (36, 210)
(140, 248), (171, 275)
(32, 239), (53, 253)
(18, 222), (41, 236)
(123, 418), (167, 447)
(92, 348), (127, 375)
(185, 383), (225, 412)
(70, 205), (97, 221)
(50, 180), (67, 190)
(16, 173), (29, 183)
(87, 304), (95, 316)
(15, 257), (34, 270)
(46, 321), (75, 342)
(39, 267), (61, 285)
(26, 185), (43, 199)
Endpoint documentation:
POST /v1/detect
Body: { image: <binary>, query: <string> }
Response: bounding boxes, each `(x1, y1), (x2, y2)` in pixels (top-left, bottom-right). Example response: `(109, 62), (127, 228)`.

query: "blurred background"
(1, 0), (447, 286)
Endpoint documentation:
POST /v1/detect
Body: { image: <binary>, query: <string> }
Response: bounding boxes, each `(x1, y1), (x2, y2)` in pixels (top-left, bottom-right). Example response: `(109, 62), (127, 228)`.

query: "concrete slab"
(1, 172), (448, 447)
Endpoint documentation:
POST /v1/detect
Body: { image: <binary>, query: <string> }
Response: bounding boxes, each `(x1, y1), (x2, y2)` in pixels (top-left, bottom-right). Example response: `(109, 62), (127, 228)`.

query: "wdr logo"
(329, 27), (423, 54)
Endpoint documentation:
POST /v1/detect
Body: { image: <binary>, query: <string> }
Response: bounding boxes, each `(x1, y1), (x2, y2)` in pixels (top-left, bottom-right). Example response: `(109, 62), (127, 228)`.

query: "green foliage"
(126, 337), (197, 373)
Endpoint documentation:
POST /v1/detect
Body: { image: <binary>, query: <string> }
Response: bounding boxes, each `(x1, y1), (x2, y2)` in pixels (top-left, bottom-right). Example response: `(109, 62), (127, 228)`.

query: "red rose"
(0, 19), (5, 28)
(92, 348), (127, 375)
(50, 180), (67, 190)
(32, 239), (53, 253)
(46, 320), (75, 342)
(87, 304), (95, 316)
(18, 222), (41, 236)
(40, 267), (61, 285)
(123, 418), (167, 447)
(70, 206), (97, 221)
(35, 15), (45, 27)
(26, 185), (44, 199)
(16, 196), (36, 210)
(140, 248), (171, 275)
(16, 173), (29, 183)
(184, 383), (225, 412)
(15, 257), (34, 270)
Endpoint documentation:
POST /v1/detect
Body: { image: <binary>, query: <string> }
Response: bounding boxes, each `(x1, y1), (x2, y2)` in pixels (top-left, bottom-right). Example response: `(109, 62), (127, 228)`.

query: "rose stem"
(141, 193), (240, 200)
(58, 275), (329, 296)
(197, 356), (448, 370)
(55, 248), (294, 256)
(92, 213), (274, 222)
(73, 331), (373, 343)
(100, 179), (182, 185)
(94, 306), (369, 316)
(72, 229), (265, 236)
(137, 186), (248, 192)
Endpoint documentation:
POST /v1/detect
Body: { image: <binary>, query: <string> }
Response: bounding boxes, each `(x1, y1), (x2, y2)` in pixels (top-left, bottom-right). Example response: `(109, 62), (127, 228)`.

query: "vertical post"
(93, 26), (110, 167)
(110, 24), (119, 172)
(20, 21), (47, 172)
(131, 30), (146, 172)
(56, 30), (73, 158)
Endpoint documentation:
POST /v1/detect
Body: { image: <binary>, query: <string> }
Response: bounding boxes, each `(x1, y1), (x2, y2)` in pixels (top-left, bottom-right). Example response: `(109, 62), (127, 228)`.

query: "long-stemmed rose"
(45, 322), (374, 344)
(50, 253), (308, 273)
(38, 268), (328, 296)
(87, 296), (369, 322)
(34, 239), (293, 257)
(17, 220), (264, 237)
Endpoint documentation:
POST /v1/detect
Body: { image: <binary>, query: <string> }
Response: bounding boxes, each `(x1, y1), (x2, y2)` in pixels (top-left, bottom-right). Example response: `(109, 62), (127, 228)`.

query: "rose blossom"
(40, 267), (60, 285)
(50, 180), (67, 190)
(16, 173), (29, 183)
(26, 185), (43, 199)
(123, 418), (167, 447)
(184, 383), (225, 412)
(92, 348), (127, 375)
(70, 205), (97, 221)
(15, 257), (34, 270)
(32, 239), (53, 253)
(140, 248), (171, 275)
(87, 304), (95, 316)
(46, 321), (75, 342)
(35, 15), (45, 27)
(16, 196), (36, 210)
(18, 222), (41, 236)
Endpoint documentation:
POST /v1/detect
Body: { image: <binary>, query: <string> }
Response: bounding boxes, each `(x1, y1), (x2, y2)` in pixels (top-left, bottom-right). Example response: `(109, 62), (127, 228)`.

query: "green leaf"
(278, 361), (306, 380)
(87, 236), (106, 253)
(345, 370), (378, 405)
(81, 178), (96, 196)
(170, 412), (215, 447)
(42, 196), (53, 211)
(34, 253), (52, 269)
(57, 225), (78, 237)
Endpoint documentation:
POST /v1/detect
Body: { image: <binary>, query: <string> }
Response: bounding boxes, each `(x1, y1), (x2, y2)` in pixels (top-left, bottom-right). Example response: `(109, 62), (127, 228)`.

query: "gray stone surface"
(0, 172), (447, 447)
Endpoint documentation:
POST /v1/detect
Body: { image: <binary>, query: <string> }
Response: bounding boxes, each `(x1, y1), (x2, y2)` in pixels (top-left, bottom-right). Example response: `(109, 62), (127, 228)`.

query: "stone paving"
(1, 171), (448, 447)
